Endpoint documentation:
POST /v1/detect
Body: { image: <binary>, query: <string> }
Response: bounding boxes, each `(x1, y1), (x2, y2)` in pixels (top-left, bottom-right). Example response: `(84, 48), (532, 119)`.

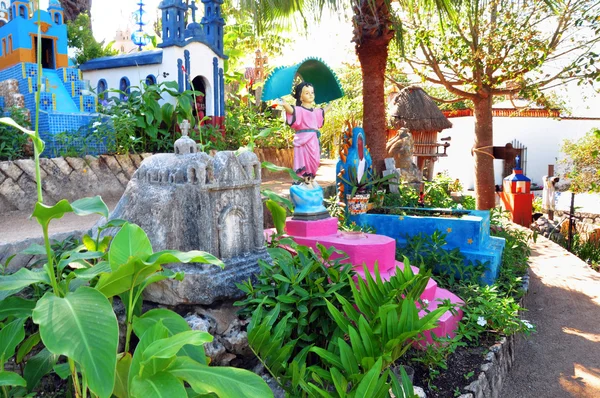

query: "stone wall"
(0, 79), (26, 110)
(554, 210), (600, 229)
(0, 149), (295, 213)
(0, 154), (153, 213)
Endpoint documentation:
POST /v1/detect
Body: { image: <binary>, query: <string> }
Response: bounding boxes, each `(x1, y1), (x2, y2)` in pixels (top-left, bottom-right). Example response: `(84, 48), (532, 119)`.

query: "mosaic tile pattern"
(40, 113), (112, 156)
(58, 68), (79, 83)
(0, 63), (107, 155)
(40, 92), (53, 111)
(80, 95), (96, 113)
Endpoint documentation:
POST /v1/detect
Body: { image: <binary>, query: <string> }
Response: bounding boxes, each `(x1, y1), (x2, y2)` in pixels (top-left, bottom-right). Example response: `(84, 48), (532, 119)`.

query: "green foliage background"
(561, 128), (600, 193)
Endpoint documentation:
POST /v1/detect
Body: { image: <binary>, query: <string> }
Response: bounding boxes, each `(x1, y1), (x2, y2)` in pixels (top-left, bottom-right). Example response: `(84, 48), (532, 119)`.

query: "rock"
(186, 313), (228, 364)
(386, 128), (422, 184)
(185, 303), (252, 365)
(254, 364), (286, 398)
(185, 313), (215, 333)
(98, 151), (270, 305)
(222, 318), (251, 357)
(414, 386), (427, 398)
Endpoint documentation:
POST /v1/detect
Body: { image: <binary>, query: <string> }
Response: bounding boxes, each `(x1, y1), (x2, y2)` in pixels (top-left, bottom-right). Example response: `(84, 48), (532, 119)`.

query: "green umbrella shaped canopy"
(262, 58), (344, 104)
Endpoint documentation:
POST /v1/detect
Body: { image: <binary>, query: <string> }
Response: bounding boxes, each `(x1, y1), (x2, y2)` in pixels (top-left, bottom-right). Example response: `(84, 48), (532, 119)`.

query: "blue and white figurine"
(290, 170), (329, 221)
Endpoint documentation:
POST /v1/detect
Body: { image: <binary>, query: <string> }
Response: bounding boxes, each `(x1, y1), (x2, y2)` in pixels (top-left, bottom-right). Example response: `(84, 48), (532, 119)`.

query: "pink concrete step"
(348, 260), (463, 346)
(417, 288), (464, 346)
(353, 261), (438, 303)
(274, 220), (465, 347)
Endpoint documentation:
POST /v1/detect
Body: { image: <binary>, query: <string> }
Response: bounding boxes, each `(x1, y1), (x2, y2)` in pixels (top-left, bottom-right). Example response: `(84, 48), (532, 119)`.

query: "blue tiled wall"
(39, 112), (113, 157)
(0, 63), (110, 156)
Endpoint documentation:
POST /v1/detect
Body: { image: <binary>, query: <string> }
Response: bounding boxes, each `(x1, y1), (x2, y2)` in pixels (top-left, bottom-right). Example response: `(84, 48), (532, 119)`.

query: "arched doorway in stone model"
(191, 76), (207, 124)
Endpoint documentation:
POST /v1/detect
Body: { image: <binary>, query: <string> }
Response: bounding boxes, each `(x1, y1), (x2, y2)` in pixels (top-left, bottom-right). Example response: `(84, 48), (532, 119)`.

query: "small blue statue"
(336, 127), (373, 198)
(290, 169), (329, 220)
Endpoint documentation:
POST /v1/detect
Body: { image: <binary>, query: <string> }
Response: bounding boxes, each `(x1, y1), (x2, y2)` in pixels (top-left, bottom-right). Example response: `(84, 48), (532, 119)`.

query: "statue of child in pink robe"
(277, 82), (331, 176)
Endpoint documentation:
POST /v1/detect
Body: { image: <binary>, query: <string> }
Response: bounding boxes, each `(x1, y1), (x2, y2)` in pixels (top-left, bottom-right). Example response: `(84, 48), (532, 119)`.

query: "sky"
(38, 0), (599, 117)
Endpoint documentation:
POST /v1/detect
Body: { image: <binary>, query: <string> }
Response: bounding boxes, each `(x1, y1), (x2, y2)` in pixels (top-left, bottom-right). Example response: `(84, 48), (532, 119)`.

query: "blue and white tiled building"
(0, 0), (227, 156)
(80, 0), (227, 128)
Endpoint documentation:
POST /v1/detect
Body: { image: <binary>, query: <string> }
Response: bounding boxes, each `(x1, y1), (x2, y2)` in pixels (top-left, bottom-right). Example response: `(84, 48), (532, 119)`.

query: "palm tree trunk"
(59, 0), (93, 24)
(354, 0), (393, 174)
(472, 96), (496, 209)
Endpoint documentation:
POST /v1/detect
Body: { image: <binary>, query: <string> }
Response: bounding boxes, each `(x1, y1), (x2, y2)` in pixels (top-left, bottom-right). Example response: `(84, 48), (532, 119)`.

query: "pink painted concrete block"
(279, 221), (465, 348)
(417, 289), (464, 346)
(285, 217), (339, 237)
(292, 232), (396, 273)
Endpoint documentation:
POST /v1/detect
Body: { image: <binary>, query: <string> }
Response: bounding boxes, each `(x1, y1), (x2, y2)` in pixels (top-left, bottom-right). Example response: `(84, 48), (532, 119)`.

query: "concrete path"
(501, 235), (600, 398)
(0, 159), (338, 245)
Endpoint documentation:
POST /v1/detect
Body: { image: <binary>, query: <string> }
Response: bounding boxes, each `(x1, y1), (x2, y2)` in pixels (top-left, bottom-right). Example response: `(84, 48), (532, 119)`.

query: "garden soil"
(501, 234), (600, 398)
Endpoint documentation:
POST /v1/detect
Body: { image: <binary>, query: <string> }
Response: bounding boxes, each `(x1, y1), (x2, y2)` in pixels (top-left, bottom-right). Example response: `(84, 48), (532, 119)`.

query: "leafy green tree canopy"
(561, 128), (600, 193)
(397, 0), (599, 209)
(67, 13), (118, 67)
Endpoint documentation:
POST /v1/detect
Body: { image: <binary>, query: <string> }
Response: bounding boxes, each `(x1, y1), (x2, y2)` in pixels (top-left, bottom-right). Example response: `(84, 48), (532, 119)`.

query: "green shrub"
(561, 127), (600, 193)
(239, 241), (442, 397)
(396, 231), (482, 289)
(236, 243), (355, 358)
(224, 98), (292, 150)
(571, 234), (600, 268)
(383, 173), (476, 210)
(100, 80), (199, 153)
(0, 107), (30, 160)
(454, 284), (535, 345)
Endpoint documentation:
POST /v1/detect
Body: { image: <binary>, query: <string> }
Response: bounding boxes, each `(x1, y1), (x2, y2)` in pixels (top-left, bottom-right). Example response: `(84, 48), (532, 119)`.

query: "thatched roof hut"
(388, 86), (453, 180)
(389, 86), (452, 132)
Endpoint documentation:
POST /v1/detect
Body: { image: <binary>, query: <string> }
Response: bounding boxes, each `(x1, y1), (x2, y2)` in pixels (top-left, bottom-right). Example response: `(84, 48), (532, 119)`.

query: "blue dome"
(48, 0), (62, 9)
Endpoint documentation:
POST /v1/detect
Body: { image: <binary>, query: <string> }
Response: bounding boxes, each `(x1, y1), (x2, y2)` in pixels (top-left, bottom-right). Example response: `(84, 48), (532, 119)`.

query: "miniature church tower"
(47, 0), (63, 26)
(201, 0), (224, 53)
(0, 0), (68, 70)
(0, 2), (9, 27)
(157, 0), (187, 47)
(10, 0), (32, 20)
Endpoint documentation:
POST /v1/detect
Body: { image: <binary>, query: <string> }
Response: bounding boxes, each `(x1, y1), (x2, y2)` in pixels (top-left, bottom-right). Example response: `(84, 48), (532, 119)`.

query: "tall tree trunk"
(472, 95), (496, 209)
(353, 0), (394, 174)
(59, 0), (92, 23)
(356, 37), (389, 174)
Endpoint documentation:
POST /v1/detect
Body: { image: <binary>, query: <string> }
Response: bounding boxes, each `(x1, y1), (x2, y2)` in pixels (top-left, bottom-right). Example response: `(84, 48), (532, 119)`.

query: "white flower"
(129, 136), (136, 141)
(477, 316), (486, 327)
(92, 121), (102, 128)
(522, 320), (534, 329)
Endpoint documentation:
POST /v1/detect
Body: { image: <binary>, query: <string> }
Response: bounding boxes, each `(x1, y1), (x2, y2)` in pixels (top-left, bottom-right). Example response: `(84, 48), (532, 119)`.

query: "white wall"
(81, 42), (222, 116)
(435, 116), (600, 189)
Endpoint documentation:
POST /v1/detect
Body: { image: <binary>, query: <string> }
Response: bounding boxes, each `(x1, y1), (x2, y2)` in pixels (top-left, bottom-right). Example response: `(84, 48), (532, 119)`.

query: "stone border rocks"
(455, 270), (530, 398)
(0, 153), (153, 212)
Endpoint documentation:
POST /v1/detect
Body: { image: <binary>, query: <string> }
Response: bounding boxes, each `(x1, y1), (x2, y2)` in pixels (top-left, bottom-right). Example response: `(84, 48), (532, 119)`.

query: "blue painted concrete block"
(352, 209), (505, 285)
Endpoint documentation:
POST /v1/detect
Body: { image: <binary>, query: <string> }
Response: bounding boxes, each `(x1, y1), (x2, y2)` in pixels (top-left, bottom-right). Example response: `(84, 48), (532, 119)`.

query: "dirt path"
(501, 235), (600, 398)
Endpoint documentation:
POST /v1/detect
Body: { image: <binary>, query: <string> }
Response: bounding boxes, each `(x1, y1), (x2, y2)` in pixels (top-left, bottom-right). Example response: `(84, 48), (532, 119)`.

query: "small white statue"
(542, 175), (558, 212)
(174, 119), (198, 155)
